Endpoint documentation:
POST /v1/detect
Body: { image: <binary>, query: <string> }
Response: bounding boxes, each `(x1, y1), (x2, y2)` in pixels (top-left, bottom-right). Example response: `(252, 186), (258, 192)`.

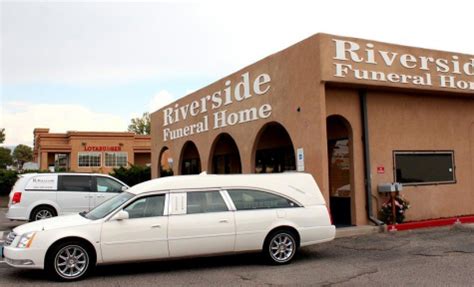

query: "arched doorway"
(180, 141), (201, 175)
(253, 122), (296, 173)
(158, 147), (174, 177)
(327, 115), (353, 226)
(209, 133), (242, 174)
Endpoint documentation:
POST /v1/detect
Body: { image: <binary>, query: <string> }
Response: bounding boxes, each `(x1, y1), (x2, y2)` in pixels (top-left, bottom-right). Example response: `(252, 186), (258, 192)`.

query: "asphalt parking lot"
(1, 222), (474, 286)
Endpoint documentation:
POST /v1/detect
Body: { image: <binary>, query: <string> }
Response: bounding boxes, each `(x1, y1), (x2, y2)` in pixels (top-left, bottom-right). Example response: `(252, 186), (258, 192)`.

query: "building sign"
(332, 38), (474, 91)
(297, 148), (305, 172)
(25, 175), (57, 190)
(162, 72), (273, 141)
(377, 166), (385, 174)
(84, 145), (122, 152)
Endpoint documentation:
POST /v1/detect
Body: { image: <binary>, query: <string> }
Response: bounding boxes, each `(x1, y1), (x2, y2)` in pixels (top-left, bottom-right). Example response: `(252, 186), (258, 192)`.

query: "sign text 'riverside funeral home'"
(163, 72), (272, 141)
(332, 39), (474, 91)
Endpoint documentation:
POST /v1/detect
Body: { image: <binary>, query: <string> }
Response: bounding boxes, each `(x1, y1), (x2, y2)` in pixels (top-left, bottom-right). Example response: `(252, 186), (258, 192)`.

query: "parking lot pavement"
(0, 208), (24, 232)
(0, 226), (474, 286)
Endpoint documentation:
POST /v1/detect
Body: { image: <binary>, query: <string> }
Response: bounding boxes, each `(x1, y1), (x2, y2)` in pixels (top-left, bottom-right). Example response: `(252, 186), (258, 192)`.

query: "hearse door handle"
(219, 219), (228, 223)
(151, 224), (161, 228)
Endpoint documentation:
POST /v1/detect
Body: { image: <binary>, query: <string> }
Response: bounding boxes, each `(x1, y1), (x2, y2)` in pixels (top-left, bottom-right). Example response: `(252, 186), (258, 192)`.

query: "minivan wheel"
(31, 206), (56, 221)
(264, 230), (297, 264)
(46, 241), (92, 281)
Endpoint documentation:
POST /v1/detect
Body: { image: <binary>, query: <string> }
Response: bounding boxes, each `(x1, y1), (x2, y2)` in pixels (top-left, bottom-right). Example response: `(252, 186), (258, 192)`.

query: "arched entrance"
(180, 141), (201, 175)
(158, 147), (174, 177)
(253, 122), (296, 173)
(327, 115), (353, 226)
(209, 133), (242, 174)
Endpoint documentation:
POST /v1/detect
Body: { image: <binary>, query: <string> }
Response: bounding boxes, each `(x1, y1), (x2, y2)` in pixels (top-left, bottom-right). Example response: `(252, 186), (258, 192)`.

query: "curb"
(386, 215), (474, 232)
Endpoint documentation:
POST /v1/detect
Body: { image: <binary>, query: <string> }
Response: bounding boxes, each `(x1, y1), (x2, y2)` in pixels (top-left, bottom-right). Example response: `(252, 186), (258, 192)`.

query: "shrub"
(379, 195), (410, 224)
(0, 170), (19, 195)
(110, 165), (151, 187)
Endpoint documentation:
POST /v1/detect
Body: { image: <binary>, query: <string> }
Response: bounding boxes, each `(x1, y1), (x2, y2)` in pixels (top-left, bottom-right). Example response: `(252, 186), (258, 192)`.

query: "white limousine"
(3, 173), (335, 281)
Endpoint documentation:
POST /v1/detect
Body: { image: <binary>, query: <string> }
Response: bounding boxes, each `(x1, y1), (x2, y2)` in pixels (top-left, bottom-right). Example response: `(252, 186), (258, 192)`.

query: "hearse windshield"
(84, 192), (134, 220)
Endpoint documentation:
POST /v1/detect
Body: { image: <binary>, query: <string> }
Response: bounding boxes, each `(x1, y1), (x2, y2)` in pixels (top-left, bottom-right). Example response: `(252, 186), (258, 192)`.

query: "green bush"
(0, 170), (19, 196)
(110, 165), (151, 187)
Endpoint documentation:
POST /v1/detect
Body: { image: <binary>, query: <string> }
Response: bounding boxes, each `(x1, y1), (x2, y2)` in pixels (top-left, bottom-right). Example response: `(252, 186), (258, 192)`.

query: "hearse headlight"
(16, 232), (37, 248)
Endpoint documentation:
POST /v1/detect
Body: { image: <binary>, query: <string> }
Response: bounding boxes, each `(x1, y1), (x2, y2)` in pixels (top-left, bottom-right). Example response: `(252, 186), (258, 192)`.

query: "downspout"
(359, 89), (384, 226)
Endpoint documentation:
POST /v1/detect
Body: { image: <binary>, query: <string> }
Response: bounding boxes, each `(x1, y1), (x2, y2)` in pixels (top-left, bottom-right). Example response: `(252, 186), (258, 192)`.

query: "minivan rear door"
(57, 175), (93, 214)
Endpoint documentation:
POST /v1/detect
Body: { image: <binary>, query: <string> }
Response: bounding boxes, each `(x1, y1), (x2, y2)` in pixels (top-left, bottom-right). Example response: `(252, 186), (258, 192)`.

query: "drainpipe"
(359, 89), (384, 226)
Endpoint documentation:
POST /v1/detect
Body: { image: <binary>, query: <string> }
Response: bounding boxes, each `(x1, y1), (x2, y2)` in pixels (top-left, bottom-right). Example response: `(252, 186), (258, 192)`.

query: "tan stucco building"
(34, 128), (151, 174)
(151, 34), (474, 226)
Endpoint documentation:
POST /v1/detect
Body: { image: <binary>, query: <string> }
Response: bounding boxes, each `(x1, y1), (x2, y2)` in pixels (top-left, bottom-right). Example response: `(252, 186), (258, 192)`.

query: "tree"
(0, 147), (13, 169)
(0, 128), (5, 144)
(13, 144), (33, 169)
(128, 112), (151, 135)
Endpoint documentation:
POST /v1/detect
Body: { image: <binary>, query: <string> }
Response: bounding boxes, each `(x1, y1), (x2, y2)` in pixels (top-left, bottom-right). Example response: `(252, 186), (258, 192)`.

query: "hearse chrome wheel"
(54, 245), (89, 280)
(268, 232), (296, 264)
(35, 209), (53, 221)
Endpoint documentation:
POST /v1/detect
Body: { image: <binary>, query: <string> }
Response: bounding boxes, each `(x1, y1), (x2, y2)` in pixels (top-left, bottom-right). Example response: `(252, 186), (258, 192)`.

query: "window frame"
(78, 152), (102, 168)
(95, 176), (125, 193)
(58, 175), (93, 192)
(393, 150), (456, 186)
(105, 152), (128, 167)
(185, 190), (230, 214)
(121, 192), (169, 219)
(224, 188), (302, 211)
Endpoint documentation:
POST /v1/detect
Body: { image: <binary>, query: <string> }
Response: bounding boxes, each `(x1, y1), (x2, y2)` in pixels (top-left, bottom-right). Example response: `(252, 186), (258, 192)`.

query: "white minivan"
(6, 173), (129, 221)
(3, 173), (335, 281)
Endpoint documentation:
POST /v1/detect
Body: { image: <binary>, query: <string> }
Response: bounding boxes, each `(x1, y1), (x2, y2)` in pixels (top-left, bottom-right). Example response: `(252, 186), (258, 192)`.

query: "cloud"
(2, 102), (127, 146)
(4, 2), (472, 86)
(148, 90), (178, 113)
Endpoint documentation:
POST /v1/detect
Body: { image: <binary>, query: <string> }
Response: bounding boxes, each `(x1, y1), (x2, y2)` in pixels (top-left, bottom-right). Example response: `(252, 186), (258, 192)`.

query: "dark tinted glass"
(187, 191), (228, 214)
(395, 152), (455, 184)
(96, 177), (124, 193)
(60, 176), (92, 192)
(228, 189), (297, 210)
(124, 195), (165, 218)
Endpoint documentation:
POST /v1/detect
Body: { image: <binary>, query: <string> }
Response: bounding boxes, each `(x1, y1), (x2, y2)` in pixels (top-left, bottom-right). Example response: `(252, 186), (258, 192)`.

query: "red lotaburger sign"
(84, 145), (122, 152)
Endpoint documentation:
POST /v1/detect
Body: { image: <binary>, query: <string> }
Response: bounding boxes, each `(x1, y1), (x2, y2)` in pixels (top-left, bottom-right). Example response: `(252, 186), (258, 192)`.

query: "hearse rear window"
(228, 189), (297, 210)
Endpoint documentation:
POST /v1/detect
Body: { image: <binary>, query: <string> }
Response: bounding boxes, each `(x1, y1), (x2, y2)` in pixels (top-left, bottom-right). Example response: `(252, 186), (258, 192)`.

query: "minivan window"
(96, 177), (124, 193)
(228, 189), (297, 210)
(124, 194), (166, 218)
(187, 191), (228, 214)
(85, 192), (134, 220)
(60, 176), (92, 192)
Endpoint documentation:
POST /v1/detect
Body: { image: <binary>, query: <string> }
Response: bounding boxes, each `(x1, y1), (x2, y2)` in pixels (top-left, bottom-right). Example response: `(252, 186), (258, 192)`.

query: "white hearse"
(3, 173), (335, 281)
(6, 173), (129, 221)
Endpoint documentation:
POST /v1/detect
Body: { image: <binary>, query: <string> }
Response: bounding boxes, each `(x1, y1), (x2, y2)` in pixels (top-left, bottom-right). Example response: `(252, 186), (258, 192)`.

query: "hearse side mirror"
(121, 186), (128, 192)
(112, 210), (129, 221)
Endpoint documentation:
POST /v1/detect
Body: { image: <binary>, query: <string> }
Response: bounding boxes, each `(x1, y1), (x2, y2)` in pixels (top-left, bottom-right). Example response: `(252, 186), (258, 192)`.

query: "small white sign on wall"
(297, 148), (304, 172)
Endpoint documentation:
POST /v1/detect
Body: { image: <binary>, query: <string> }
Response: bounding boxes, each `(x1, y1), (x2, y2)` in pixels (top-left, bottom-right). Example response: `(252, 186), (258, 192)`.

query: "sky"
(1, 0), (473, 147)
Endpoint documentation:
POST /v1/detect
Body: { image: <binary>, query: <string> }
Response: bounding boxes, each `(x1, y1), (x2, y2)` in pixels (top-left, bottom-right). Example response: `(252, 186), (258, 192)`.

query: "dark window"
(186, 191), (228, 214)
(60, 176), (92, 192)
(228, 189), (298, 210)
(124, 194), (165, 219)
(394, 151), (455, 185)
(181, 158), (201, 175)
(96, 177), (124, 193)
(255, 147), (295, 173)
